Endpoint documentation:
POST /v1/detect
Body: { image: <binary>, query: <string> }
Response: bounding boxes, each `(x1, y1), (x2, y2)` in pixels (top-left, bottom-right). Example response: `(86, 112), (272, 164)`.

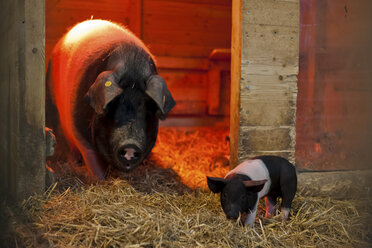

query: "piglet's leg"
(281, 207), (291, 219)
(244, 201), (258, 227)
(280, 181), (296, 220)
(265, 196), (276, 218)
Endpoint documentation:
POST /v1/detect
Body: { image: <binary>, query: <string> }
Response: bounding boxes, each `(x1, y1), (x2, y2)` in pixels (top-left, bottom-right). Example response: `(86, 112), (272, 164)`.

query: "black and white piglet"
(207, 155), (297, 227)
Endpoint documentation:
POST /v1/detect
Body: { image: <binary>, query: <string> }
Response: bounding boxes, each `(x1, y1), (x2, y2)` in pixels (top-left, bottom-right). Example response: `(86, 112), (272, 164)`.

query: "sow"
(46, 20), (175, 179)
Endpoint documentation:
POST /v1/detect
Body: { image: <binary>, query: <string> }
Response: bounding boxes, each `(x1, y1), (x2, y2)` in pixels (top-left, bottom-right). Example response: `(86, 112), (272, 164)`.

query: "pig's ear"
(207, 176), (226, 193)
(85, 72), (123, 115)
(145, 75), (176, 120)
(243, 179), (267, 193)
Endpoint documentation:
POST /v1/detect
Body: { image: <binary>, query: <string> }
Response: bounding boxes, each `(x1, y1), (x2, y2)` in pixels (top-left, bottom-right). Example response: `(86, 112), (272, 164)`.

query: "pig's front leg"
(244, 201), (258, 227)
(78, 144), (106, 180)
(281, 207), (291, 219)
(73, 133), (106, 179)
(83, 149), (106, 179)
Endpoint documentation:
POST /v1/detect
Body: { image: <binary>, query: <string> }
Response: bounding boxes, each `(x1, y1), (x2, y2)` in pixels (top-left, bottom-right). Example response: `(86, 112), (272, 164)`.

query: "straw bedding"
(8, 127), (372, 247)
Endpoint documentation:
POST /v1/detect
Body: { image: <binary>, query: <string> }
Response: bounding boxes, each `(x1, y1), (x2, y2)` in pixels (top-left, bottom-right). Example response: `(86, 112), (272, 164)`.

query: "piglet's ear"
(207, 176), (226, 193)
(145, 75), (176, 120)
(85, 71), (123, 115)
(243, 179), (267, 193)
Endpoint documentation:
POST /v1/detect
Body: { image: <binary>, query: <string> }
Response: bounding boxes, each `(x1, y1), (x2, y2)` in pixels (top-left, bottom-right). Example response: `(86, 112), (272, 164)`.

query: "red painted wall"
(296, 0), (372, 170)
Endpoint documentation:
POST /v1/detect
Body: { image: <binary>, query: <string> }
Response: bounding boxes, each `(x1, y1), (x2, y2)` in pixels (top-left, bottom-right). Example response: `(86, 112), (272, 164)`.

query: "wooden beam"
(207, 49), (231, 115)
(230, 0), (242, 168)
(19, 0), (46, 202)
(207, 68), (221, 115)
(156, 56), (209, 70)
(209, 48), (231, 60)
(0, 0), (46, 202)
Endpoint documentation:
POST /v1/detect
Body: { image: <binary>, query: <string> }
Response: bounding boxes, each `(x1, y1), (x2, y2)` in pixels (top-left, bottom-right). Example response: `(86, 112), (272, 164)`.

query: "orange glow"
(151, 127), (230, 189)
(64, 20), (117, 44)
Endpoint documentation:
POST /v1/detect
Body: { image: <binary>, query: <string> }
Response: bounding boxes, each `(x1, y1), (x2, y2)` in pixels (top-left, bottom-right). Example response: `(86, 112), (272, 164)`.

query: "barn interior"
(45, 0), (372, 189)
(45, 0), (232, 188)
(1, 0), (372, 247)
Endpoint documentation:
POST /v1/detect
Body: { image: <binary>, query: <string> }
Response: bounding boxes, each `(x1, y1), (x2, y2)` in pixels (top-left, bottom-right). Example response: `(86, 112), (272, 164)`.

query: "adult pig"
(207, 156), (297, 227)
(46, 20), (175, 179)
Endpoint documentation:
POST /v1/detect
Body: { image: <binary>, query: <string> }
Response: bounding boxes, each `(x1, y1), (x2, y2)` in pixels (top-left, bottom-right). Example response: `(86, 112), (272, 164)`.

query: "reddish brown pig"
(46, 20), (175, 179)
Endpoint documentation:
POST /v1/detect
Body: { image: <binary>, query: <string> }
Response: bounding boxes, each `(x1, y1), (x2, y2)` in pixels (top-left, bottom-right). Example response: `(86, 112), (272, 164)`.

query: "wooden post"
(230, 0), (242, 168)
(230, 0), (299, 167)
(0, 0), (45, 202)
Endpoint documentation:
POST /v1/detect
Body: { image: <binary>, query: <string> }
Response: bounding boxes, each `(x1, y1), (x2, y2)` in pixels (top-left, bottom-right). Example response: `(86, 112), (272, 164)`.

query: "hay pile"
(8, 127), (372, 247)
(47, 127), (230, 190)
(150, 127), (230, 189)
(16, 179), (371, 247)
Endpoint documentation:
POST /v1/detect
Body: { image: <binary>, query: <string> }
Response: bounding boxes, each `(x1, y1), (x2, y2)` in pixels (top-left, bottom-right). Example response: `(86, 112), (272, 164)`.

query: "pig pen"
(4, 127), (372, 247)
(1, 0), (372, 247)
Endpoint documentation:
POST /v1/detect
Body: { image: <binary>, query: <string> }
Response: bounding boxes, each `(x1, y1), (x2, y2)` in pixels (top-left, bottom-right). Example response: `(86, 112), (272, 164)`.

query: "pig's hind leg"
(264, 195), (277, 218)
(279, 175), (297, 219)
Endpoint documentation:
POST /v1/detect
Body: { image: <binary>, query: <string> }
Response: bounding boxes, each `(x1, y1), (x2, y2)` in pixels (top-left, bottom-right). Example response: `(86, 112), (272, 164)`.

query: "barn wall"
(296, 0), (372, 170)
(0, 0), (45, 202)
(231, 0), (299, 166)
(46, 0), (232, 120)
(45, 0), (141, 64)
(141, 0), (232, 117)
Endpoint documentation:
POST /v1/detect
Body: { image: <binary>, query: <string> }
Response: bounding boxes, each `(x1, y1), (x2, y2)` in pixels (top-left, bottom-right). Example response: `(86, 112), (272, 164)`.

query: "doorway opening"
(45, 0), (232, 189)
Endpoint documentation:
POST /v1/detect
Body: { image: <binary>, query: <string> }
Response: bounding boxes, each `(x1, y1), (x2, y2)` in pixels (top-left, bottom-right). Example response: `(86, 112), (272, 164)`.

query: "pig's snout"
(227, 215), (238, 220)
(226, 213), (239, 220)
(118, 145), (142, 163)
(118, 146), (141, 161)
(224, 204), (240, 220)
(117, 144), (142, 165)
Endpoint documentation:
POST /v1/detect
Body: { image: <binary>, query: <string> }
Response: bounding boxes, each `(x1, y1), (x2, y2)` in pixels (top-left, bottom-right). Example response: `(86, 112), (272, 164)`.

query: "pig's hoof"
(45, 127), (56, 157)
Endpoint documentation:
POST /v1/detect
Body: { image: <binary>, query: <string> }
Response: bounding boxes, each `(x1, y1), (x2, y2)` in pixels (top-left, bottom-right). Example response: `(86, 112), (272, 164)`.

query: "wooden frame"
(0, 0), (46, 202)
(230, 0), (299, 167)
(230, 0), (242, 167)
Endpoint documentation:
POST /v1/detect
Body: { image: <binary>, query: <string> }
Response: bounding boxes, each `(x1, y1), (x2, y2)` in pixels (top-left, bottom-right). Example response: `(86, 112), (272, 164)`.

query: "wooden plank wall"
(231, 0), (299, 165)
(46, 0), (141, 64)
(142, 0), (231, 58)
(0, 0), (45, 202)
(142, 0), (231, 117)
(296, 0), (372, 170)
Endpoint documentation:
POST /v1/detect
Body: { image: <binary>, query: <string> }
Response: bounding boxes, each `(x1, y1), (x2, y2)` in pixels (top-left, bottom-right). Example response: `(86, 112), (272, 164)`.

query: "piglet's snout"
(227, 214), (238, 220)
(225, 204), (240, 220)
(226, 211), (240, 220)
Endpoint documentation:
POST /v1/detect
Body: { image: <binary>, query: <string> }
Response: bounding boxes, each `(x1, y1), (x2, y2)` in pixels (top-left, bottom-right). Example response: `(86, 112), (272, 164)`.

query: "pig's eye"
(241, 195), (246, 201)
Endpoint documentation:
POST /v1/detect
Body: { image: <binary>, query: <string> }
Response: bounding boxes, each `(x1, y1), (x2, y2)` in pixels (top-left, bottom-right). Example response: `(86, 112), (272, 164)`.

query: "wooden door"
(296, 0), (372, 170)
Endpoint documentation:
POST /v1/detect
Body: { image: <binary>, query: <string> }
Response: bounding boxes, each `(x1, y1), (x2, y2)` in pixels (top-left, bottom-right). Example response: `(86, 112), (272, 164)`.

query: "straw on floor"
(18, 179), (371, 248)
(10, 127), (372, 247)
